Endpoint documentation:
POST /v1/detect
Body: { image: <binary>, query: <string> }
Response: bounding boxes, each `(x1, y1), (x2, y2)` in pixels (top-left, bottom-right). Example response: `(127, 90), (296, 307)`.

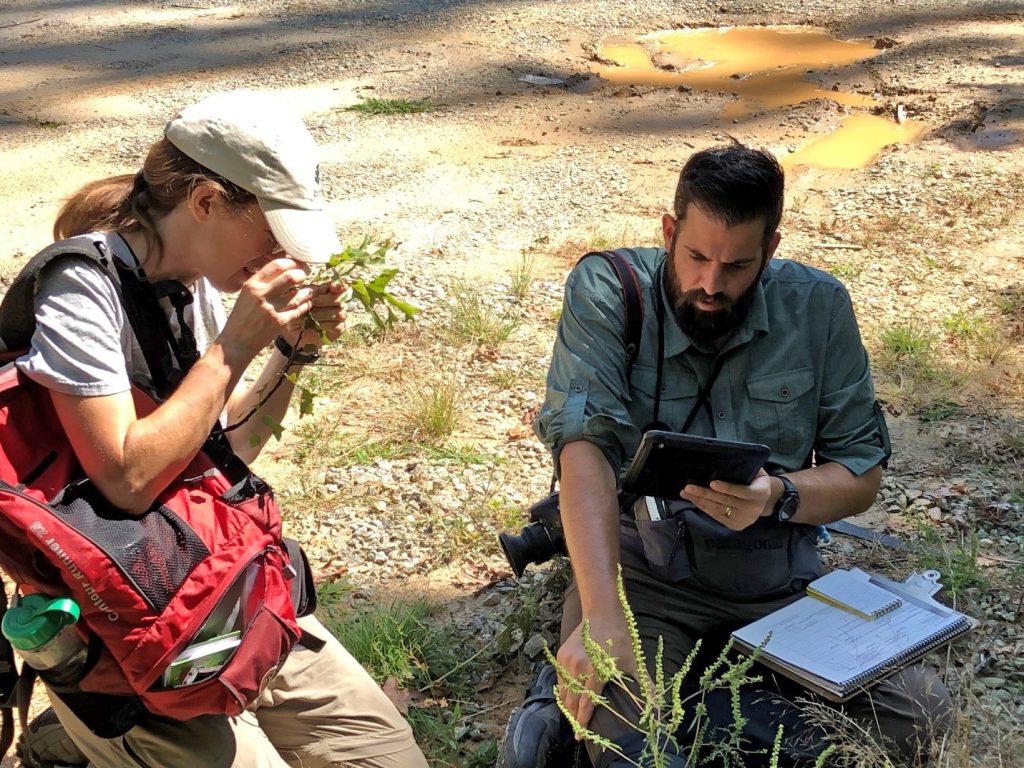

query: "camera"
(498, 493), (565, 578)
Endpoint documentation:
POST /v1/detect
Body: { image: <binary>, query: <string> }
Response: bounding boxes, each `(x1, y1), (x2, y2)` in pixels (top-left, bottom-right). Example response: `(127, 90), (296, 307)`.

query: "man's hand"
(681, 468), (775, 531)
(557, 614), (642, 733)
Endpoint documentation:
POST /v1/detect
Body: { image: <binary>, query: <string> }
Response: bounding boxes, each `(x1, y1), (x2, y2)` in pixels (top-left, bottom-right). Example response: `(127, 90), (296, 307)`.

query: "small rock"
(523, 634), (548, 659)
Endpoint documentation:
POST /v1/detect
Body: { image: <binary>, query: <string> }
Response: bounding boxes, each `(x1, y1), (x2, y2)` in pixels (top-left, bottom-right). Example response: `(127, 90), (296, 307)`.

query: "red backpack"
(0, 239), (309, 737)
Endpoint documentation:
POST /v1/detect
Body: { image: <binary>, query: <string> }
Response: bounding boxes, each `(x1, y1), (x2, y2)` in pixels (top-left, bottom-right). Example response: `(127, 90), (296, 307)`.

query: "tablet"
(621, 430), (771, 500)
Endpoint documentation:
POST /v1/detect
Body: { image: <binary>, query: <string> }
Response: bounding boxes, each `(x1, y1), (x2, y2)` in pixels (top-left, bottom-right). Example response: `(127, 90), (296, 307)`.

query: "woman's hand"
(680, 468), (775, 531)
(219, 258), (315, 363)
(281, 280), (347, 353)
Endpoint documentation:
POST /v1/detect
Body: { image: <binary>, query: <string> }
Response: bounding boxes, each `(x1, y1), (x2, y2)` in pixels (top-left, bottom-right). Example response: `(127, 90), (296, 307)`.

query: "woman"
(15, 90), (426, 768)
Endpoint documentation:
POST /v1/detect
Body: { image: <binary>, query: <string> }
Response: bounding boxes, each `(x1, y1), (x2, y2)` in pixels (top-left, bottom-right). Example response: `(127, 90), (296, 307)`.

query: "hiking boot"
(16, 707), (90, 768)
(497, 662), (578, 768)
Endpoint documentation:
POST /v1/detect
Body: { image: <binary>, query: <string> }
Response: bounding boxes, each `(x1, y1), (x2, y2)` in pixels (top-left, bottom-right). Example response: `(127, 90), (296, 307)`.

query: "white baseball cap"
(165, 90), (341, 264)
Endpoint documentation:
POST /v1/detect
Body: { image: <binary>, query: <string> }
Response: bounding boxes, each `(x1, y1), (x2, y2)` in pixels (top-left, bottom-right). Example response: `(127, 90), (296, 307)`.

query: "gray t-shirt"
(17, 232), (226, 397)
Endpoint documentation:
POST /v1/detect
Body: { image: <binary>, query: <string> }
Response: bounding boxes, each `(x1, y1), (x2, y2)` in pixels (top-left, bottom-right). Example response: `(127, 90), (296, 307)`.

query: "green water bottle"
(2, 594), (88, 686)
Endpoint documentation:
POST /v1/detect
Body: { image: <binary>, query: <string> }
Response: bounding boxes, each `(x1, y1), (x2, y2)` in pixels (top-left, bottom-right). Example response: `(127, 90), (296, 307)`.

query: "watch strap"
(274, 335), (320, 366)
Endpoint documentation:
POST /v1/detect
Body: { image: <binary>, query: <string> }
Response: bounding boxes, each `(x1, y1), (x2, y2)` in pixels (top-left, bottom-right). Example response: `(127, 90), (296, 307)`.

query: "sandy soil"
(1, 0), (1023, 765)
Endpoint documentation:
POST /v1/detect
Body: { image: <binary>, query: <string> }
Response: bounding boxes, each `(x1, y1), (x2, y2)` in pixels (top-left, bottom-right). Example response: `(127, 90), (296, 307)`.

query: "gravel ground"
(1, 0), (1022, 764)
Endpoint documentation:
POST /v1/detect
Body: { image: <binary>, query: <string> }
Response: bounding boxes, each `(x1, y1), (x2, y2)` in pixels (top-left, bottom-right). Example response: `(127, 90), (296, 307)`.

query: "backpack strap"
(577, 250), (644, 379)
(0, 239), (118, 354)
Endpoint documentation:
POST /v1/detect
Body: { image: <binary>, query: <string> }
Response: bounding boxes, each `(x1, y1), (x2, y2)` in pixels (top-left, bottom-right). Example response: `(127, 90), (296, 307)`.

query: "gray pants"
(560, 541), (954, 768)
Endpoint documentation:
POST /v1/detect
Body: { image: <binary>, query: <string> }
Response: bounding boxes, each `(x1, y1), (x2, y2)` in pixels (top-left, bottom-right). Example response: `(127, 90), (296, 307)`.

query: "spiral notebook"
(805, 569), (903, 620)
(732, 568), (975, 702)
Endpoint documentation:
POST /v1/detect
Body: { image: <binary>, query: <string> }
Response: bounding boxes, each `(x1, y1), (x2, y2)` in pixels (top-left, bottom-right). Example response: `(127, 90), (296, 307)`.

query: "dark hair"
(53, 138), (256, 254)
(672, 142), (784, 247)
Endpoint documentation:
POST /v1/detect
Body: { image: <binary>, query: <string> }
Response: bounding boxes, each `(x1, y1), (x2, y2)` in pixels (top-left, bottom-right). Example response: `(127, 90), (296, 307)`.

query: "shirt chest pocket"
(746, 368), (816, 456)
(629, 365), (699, 429)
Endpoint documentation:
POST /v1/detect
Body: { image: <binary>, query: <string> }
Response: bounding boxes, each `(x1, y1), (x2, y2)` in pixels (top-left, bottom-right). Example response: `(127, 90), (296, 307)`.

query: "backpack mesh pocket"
(53, 484), (210, 612)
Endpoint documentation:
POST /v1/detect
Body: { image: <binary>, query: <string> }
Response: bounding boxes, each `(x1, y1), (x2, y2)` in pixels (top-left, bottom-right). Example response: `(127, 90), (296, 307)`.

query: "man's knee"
(854, 665), (955, 762)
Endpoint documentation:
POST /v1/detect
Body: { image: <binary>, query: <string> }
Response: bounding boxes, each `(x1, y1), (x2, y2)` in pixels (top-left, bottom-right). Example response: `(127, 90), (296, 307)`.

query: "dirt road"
(1, 0), (1022, 764)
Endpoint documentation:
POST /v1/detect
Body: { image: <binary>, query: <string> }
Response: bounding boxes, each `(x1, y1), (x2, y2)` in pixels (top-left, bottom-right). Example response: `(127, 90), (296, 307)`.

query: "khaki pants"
(47, 615), (427, 768)
(561, 540), (954, 768)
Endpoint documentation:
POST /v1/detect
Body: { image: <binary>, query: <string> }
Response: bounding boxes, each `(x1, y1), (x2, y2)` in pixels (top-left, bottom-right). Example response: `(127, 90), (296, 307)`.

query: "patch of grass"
(826, 262), (861, 281)
(343, 97), (432, 116)
(880, 322), (935, 362)
(943, 311), (989, 340)
(315, 576), (354, 623)
(447, 281), (521, 346)
(919, 399), (961, 422)
(490, 363), (545, 392)
(323, 598), (473, 694)
(407, 705), (498, 768)
(509, 248), (540, 302)
(27, 115), (65, 129)
(420, 442), (493, 465)
(912, 527), (989, 598)
(420, 504), (497, 564)
(994, 286), (1024, 323)
(970, 326), (1010, 365)
(406, 370), (462, 442)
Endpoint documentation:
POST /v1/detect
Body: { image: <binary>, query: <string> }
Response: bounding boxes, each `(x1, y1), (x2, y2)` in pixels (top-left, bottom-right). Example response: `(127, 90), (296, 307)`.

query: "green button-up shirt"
(535, 247), (889, 481)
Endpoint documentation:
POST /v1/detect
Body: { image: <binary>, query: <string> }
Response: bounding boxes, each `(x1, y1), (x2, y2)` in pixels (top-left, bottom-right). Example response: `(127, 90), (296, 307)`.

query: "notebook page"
(733, 595), (963, 685)
(806, 569), (903, 619)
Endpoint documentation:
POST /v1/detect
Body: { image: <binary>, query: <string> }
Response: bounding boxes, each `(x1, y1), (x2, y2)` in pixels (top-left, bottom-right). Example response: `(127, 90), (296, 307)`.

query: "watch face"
(774, 477), (799, 522)
(776, 498), (797, 522)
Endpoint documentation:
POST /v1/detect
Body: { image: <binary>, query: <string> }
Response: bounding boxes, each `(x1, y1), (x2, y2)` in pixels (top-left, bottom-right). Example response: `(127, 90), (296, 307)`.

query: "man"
(530, 144), (952, 767)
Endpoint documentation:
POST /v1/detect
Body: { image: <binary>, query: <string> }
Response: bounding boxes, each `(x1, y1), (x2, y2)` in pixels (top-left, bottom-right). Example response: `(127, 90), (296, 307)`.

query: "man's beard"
(665, 234), (764, 346)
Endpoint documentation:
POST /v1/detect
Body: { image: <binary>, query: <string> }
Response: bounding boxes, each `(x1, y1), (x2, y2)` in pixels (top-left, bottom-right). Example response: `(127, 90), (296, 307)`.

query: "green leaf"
(299, 386), (315, 417)
(260, 415), (284, 441)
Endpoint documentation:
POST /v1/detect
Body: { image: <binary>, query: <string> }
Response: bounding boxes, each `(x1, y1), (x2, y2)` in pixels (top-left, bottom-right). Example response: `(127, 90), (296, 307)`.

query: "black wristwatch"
(274, 335), (320, 366)
(772, 475), (800, 523)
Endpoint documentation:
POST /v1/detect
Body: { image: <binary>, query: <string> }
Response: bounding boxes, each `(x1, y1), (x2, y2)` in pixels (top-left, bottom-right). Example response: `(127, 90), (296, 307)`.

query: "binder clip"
(901, 569), (943, 598)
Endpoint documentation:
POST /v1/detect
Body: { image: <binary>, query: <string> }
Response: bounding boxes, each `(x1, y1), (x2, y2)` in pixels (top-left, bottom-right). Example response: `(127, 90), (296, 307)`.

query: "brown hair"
(673, 142), (784, 250)
(53, 138), (257, 254)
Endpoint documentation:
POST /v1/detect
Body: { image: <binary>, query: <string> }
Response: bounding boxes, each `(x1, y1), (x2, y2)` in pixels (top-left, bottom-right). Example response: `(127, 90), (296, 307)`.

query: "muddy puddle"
(597, 27), (924, 169)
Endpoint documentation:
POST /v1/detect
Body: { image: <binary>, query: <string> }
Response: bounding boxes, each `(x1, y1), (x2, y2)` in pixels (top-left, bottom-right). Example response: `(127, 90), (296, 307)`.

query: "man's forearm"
(559, 440), (623, 619)
(768, 462), (882, 526)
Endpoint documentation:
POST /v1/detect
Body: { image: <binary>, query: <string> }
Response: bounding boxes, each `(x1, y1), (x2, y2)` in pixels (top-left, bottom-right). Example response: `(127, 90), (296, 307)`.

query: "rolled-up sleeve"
(814, 285), (889, 475)
(534, 259), (639, 479)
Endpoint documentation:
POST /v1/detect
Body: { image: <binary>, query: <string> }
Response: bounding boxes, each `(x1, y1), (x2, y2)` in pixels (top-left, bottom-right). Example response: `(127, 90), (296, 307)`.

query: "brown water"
(783, 114), (928, 169)
(598, 27), (924, 168)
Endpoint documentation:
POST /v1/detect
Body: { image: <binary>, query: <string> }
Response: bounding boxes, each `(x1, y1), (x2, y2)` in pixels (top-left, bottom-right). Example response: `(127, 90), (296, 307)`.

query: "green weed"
(912, 527), (988, 598)
(880, 323), (935, 361)
(323, 599), (472, 694)
(919, 400), (961, 422)
(447, 281), (521, 346)
(406, 370), (462, 443)
(509, 249), (540, 302)
(827, 262), (862, 281)
(943, 312), (989, 340)
(315, 576), (354, 623)
(547, 565), (782, 767)
(420, 442), (493, 465)
(343, 98), (432, 116)
(27, 115), (65, 129)
(407, 705), (498, 768)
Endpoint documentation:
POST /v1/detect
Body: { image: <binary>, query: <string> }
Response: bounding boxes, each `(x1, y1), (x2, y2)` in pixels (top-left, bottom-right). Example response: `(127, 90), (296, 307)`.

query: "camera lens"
(499, 522), (560, 578)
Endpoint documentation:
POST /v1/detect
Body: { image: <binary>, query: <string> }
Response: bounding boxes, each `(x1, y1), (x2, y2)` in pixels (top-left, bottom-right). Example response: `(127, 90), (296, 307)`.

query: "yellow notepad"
(806, 569), (903, 620)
